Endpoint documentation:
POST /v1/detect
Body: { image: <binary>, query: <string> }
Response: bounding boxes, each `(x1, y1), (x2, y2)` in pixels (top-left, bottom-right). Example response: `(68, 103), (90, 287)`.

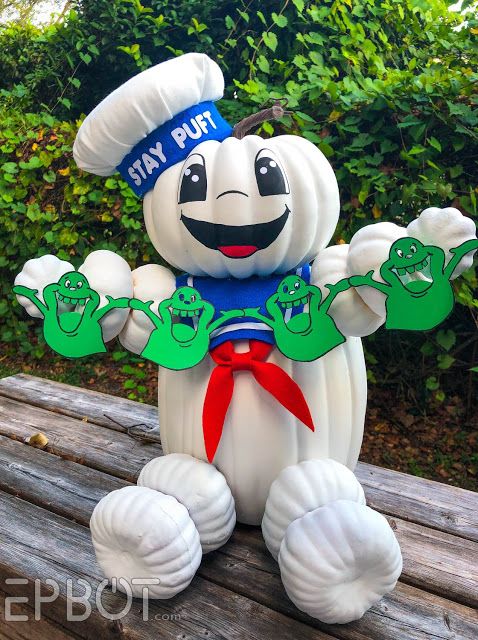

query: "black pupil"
(255, 156), (287, 196)
(179, 163), (207, 203)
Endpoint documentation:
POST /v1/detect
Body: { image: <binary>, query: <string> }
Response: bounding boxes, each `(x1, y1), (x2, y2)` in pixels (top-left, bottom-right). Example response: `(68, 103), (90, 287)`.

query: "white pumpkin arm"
(311, 244), (384, 337)
(78, 250), (133, 343)
(119, 264), (176, 354)
(407, 207), (477, 279)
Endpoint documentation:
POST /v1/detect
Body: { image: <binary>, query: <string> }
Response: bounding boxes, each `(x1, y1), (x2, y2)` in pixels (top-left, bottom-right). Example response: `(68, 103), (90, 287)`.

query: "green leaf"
(1, 162), (17, 174)
(257, 55), (270, 73)
(272, 13), (288, 28)
(225, 15), (234, 29)
(292, 0), (304, 12)
(426, 376), (439, 391)
(428, 137), (442, 152)
(437, 354), (455, 370)
(436, 329), (456, 351)
(263, 31), (278, 52)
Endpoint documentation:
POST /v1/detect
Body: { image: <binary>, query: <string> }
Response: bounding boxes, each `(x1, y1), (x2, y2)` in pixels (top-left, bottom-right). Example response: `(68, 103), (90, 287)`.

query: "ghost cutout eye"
(282, 284), (289, 293)
(255, 149), (290, 197)
(294, 281), (301, 289)
(65, 279), (71, 288)
(410, 244), (417, 254)
(77, 281), (83, 289)
(396, 249), (404, 258)
(178, 153), (207, 204)
(191, 294), (196, 303)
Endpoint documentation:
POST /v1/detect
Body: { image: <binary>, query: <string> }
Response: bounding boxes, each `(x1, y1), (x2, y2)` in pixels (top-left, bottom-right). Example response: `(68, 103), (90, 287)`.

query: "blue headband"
(117, 101), (232, 197)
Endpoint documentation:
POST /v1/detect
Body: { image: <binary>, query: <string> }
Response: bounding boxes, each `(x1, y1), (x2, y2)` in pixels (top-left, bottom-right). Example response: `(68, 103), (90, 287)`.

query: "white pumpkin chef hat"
(73, 53), (231, 197)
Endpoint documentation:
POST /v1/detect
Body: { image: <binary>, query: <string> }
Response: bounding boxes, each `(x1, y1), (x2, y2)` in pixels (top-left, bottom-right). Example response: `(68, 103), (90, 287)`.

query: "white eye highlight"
(396, 249), (403, 258)
(191, 175), (199, 182)
(260, 166), (268, 175)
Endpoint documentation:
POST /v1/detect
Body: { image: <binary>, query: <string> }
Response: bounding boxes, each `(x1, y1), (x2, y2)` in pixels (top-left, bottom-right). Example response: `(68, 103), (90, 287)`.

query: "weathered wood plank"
(355, 463), (478, 543)
(2, 374), (477, 543)
(0, 395), (162, 481)
(2, 488), (477, 640)
(0, 374), (160, 439)
(0, 589), (79, 639)
(0, 490), (335, 640)
(0, 435), (476, 612)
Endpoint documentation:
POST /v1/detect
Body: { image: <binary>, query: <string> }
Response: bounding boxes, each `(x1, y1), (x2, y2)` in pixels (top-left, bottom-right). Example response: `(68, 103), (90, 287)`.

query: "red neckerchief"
(202, 339), (314, 462)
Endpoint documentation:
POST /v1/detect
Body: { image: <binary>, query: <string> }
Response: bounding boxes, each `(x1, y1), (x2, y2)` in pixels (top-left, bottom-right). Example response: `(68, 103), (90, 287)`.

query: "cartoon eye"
(77, 281), (83, 288)
(410, 244), (417, 254)
(191, 294), (196, 302)
(255, 149), (289, 196)
(65, 279), (71, 288)
(178, 293), (185, 301)
(179, 153), (207, 204)
(282, 284), (289, 293)
(396, 249), (404, 258)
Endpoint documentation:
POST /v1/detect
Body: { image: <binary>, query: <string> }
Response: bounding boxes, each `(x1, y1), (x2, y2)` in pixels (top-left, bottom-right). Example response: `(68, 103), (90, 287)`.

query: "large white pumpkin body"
(159, 336), (366, 525)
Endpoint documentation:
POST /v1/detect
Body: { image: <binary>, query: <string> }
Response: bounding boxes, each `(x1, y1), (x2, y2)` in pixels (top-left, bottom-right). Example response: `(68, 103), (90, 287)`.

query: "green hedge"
(0, 0), (477, 401)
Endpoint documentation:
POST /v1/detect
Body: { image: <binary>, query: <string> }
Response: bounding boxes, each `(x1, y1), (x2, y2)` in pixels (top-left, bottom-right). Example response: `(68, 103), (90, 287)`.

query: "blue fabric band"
(117, 101), (232, 197)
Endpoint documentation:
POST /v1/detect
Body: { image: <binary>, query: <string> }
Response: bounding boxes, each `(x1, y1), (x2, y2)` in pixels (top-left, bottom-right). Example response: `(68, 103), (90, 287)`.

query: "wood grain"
(0, 433), (476, 612)
(0, 395), (162, 481)
(0, 589), (80, 640)
(0, 490), (334, 640)
(2, 374), (476, 543)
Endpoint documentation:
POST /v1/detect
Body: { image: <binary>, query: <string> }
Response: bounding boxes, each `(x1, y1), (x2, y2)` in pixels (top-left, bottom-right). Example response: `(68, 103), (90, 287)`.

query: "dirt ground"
(1, 346), (476, 492)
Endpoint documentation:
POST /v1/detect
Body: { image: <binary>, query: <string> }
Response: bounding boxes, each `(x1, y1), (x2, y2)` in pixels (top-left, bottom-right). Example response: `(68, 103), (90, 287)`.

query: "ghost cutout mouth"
(180, 206), (290, 259)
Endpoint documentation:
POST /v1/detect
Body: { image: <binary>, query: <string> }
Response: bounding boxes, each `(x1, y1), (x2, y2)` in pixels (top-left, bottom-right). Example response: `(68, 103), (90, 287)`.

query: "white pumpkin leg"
(138, 453), (236, 553)
(261, 458), (366, 560)
(90, 485), (202, 599)
(278, 500), (402, 624)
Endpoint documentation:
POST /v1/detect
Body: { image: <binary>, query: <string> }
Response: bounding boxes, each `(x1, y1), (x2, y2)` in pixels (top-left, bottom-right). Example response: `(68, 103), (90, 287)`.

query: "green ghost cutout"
(12, 271), (130, 358)
(132, 286), (244, 370)
(349, 237), (478, 331)
(244, 275), (349, 362)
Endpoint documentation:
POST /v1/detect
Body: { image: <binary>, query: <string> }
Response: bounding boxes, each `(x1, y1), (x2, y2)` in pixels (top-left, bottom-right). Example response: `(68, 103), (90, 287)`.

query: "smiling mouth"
(392, 256), (432, 293)
(181, 206), (290, 259)
(57, 293), (91, 305)
(278, 292), (310, 309)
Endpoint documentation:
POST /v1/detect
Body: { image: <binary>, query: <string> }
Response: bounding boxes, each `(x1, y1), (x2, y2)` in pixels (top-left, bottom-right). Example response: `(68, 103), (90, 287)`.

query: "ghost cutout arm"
(444, 239), (478, 281)
(12, 285), (48, 317)
(311, 245), (385, 338)
(119, 264), (177, 355)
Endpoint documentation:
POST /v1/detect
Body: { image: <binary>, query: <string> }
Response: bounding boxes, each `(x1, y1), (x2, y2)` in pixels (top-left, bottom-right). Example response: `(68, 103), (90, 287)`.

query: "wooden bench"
(0, 373), (477, 639)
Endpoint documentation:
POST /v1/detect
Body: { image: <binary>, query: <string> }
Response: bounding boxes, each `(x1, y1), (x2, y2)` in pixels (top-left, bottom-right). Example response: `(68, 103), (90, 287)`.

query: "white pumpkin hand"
(78, 250), (133, 342)
(312, 244), (384, 337)
(119, 264), (176, 354)
(407, 206), (477, 279)
(14, 254), (74, 318)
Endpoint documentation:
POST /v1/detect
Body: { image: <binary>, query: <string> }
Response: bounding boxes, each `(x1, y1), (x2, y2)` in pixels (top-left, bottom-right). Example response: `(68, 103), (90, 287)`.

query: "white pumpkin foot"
(262, 459), (365, 560)
(90, 485), (202, 599)
(138, 453), (236, 553)
(278, 500), (402, 624)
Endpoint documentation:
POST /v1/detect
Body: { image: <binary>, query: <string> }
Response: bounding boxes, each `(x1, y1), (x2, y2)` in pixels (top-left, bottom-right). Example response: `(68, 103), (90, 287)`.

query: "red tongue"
(218, 245), (258, 258)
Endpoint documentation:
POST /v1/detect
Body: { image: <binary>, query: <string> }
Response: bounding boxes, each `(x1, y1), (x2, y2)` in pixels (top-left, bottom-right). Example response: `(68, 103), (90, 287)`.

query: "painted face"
(57, 272), (93, 304)
(388, 238), (429, 275)
(144, 135), (340, 279)
(169, 287), (205, 317)
(276, 276), (313, 308)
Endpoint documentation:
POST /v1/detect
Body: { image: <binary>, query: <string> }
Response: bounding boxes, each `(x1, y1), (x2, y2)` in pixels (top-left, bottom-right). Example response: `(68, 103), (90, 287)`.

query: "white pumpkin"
(15, 250), (133, 343)
(14, 254), (74, 318)
(347, 221), (407, 317)
(138, 453), (236, 553)
(278, 500), (403, 624)
(90, 485), (202, 599)
(407, 206), (477, 278)
(144, 134), (340, 279)
(261, 459), (366, 560)
(311, 243), (385, 337)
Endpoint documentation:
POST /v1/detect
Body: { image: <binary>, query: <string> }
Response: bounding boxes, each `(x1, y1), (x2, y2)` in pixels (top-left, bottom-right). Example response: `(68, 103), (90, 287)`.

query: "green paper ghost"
(349, 237), (478, 331)
(13, 272), (131, 358)
(244, 275), (350, 362)
(132, 286), (244, 370)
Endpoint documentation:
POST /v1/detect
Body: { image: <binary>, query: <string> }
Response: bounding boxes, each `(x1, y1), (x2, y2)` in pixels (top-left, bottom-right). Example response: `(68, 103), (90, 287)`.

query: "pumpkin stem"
(232, 98), (292, 139)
